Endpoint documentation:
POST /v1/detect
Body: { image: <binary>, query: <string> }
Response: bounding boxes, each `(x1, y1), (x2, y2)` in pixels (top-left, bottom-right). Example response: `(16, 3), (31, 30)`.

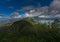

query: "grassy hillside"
(0, 22), (13, 28)
(0, 18), (60, 42)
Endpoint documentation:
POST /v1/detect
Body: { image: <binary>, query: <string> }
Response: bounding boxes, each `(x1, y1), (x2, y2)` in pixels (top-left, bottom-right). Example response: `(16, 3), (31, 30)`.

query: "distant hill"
(10, 18), (36, 34)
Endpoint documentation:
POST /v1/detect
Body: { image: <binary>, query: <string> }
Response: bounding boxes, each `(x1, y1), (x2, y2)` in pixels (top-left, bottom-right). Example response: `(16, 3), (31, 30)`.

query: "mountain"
(10, 18), (36, 34)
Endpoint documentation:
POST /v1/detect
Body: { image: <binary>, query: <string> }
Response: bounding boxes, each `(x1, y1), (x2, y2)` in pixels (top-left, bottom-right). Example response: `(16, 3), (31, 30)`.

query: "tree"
(51, 19), (59, 28)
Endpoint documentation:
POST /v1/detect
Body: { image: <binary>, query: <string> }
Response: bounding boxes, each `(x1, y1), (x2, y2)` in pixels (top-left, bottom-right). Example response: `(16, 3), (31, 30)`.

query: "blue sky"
(0, 0), (53, 16)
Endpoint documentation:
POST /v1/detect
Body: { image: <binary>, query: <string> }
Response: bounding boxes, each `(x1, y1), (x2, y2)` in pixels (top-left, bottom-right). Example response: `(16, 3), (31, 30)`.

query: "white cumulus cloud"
(10, 12), (22, 18)
(50, 0), (60, 9)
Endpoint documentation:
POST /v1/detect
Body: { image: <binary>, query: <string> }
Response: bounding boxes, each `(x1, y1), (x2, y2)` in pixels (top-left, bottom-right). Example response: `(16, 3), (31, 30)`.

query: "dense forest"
(0, 18), (60, 42)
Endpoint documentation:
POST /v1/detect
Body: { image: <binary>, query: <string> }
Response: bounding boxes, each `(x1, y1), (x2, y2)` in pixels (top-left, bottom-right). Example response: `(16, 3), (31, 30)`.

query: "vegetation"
(0, 22), (13, 28)
(0, 18), (60, 42)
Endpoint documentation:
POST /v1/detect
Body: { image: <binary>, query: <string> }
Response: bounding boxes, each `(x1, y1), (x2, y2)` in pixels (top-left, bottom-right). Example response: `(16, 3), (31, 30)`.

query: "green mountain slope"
(0, 18), (60, 42)
(10, 18), (36, 34)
